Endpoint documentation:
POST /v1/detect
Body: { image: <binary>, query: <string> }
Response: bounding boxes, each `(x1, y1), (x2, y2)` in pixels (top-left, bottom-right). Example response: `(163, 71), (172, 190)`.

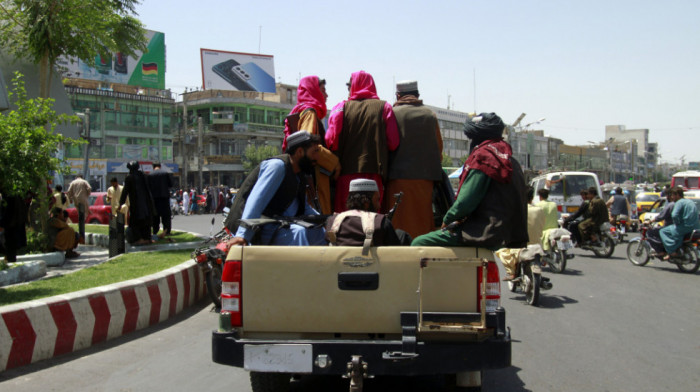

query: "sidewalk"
(0, 239), (207, 372)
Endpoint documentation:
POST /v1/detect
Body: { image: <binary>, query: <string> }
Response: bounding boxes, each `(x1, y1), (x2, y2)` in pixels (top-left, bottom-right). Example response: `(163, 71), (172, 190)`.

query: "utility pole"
(81, 108), (91, 179)
(198, 116), (204, 189)
(181, 95), (188, 188)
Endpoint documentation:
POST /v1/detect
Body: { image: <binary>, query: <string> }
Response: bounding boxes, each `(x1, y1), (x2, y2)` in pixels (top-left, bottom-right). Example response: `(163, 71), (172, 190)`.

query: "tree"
(242, 145), (280, 174)
(441, 153), (453, 168)
(0, 0), (147, 98)
(0, 73), (77, 248)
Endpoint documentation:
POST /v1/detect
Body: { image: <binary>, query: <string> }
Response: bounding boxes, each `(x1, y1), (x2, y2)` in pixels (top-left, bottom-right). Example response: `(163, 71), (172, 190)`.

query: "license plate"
(244, 344), (313, 373)
(566, 206), (579, 213)
(557, 240), (572, 250)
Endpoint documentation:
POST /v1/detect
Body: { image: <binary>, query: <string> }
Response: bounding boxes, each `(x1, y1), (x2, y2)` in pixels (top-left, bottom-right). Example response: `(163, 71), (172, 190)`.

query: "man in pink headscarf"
(325, 71), (400, 212)
(282, 76), (340, 214)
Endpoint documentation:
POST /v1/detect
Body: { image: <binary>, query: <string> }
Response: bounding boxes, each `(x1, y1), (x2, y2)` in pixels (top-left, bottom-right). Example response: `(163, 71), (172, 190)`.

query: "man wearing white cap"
(383, 80), (443, 239)
(326, 179), (408, 252)
(224, 131), (327, 246)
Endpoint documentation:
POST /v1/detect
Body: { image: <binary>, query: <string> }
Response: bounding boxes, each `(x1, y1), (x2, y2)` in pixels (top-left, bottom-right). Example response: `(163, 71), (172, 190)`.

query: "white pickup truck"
(211, 245), (511, 392)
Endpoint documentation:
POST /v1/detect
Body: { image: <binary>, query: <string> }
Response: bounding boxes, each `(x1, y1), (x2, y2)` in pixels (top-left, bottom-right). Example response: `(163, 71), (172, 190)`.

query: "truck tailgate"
(229, 246), (493, 334)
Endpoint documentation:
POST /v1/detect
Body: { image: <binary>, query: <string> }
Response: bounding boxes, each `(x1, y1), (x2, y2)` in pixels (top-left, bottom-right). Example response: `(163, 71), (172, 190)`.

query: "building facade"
(174, 85), (296, 189)
(63, 78), (177, 190)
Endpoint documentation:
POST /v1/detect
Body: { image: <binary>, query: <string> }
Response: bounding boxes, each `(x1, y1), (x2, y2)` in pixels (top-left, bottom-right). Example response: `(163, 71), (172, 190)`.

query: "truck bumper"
(212, 310), (511, 376)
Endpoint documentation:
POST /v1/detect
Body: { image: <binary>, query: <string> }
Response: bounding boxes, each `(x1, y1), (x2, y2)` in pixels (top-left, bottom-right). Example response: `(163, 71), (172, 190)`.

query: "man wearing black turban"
(412, 113), (528, 249)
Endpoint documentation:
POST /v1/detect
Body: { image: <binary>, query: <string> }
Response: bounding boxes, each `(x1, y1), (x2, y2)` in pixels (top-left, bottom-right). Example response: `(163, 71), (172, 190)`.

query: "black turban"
(463, 113), (505, 153)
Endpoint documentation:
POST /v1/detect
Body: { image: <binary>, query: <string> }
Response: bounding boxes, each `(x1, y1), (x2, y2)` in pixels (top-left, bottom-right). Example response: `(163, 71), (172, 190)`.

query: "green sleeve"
(443, 169), (491, 224)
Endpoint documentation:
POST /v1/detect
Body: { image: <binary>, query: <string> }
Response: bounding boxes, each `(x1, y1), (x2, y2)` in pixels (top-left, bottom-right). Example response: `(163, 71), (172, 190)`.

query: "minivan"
(529, 171), (602, 218)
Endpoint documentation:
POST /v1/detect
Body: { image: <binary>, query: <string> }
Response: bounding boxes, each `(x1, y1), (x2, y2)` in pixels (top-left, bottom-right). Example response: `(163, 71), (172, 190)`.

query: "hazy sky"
(136, 0), (700, 163)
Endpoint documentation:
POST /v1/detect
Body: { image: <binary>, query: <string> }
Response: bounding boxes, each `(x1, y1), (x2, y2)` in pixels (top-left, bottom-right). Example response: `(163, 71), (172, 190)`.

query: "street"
(1, 213), (698, 391)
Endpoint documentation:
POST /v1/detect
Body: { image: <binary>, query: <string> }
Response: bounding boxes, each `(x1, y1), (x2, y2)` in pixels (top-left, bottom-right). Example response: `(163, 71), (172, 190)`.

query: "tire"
(626, 239), (650, 266)
(89, 218), (101, 224)
(593, 236), (615, 258)
(205, 264), (223, 308)
(547, 249), (566, 273)
(523, 264), (540, 306)
(675, 245), (700, 273)
(250, 372), (291, 392)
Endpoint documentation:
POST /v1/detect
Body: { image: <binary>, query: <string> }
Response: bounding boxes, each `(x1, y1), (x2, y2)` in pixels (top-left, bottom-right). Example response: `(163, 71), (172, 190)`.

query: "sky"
(135, 0), (700, 164)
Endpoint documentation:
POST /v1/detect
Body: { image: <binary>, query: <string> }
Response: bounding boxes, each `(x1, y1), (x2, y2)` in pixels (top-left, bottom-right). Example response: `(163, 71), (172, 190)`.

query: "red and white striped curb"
(0, 260), (206, 372)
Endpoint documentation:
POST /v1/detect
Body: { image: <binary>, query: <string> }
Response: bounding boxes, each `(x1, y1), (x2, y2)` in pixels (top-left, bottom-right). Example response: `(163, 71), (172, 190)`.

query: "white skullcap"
(349, 179), (379, 193)
(396, 80), (418, 93)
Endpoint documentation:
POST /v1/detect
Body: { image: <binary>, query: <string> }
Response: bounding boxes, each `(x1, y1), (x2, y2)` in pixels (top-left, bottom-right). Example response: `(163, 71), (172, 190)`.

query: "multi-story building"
(509, 130), (549, 171)
(425, 105), (470, 167)
(605, 125), (657, 181)
(63, 78), (177, 190)
(174, 85), (296, 188)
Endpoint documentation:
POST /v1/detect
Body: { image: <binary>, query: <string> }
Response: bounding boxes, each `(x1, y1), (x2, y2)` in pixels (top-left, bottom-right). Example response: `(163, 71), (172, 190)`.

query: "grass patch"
(0, 250), (192, 306)
(69, 224), (201, 243)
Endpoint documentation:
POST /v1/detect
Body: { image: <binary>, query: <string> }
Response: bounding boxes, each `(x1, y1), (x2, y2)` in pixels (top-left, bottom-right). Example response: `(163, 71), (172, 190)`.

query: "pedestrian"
(182, 188), (190, 216)
(325, 70), (400, 212)
(52, 184), (68, 219)
(382, 80), (443, 239)
(48, 207), (80, 258)
(216, 187), (225, 213)
(412, 112), (528, 249)
(119, 161), (155, 245)
(106, 177), (126, 216)
(0, 190), (28, 263)
(148, 162), (174, 237)
(66, 174), (92, 243)
(283, 75), (340, 214)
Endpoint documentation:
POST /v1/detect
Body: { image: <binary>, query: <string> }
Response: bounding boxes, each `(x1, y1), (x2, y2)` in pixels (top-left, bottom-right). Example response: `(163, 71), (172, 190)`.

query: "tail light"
(221, 260), (242, 327)
(477, 261), (501, 313)
(557, 205), (563, 212)
(195, 253), (208, 264)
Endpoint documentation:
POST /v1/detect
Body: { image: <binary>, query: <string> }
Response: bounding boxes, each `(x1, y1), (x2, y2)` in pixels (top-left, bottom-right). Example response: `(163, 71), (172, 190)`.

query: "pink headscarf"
(348, 71), (379, 100)
(283, 75), (327, 150)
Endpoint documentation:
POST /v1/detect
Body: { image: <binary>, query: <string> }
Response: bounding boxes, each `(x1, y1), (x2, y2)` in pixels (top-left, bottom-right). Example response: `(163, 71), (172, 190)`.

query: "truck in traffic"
(211, 245), (511, 392)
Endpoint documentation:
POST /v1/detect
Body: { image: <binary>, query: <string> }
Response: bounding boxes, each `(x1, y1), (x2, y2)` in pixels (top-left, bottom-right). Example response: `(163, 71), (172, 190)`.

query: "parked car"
(65, 192), (111, 225)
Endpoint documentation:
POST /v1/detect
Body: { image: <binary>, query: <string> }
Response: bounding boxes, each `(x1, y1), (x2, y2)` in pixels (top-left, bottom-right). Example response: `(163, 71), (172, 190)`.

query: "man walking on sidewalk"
(66, 174), (91, 243)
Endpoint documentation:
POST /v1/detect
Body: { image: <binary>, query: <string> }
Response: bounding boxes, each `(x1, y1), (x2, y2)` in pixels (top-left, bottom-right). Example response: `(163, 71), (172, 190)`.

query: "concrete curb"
(0, 261), (48, 287)
(0, 259), (206, 372)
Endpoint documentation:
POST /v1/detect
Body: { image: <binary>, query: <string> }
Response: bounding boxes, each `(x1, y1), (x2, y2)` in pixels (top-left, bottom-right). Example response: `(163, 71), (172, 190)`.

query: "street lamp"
(524, 117), (546, 129)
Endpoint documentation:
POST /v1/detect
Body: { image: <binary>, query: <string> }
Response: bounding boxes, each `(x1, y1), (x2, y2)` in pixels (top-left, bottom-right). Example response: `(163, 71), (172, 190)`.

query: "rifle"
(386, 192), (403, 221)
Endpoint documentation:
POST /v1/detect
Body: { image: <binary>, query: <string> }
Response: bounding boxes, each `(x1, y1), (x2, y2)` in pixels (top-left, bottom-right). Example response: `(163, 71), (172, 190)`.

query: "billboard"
(57, 30), (166, 89)
(201, 49), (276, 93)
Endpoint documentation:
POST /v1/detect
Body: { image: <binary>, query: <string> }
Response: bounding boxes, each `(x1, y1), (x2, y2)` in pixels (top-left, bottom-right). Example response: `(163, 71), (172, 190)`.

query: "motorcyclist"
(606, 187), (631, 226)
(578, 187), (609, 244)
(562, 189), (589, 245)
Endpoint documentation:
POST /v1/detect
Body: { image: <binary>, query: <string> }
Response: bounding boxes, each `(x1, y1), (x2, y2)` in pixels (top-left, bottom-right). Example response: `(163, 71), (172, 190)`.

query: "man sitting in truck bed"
(224, 131), (327, 246)
(326, 178), (410, 250)
(411, 112), (528, 249)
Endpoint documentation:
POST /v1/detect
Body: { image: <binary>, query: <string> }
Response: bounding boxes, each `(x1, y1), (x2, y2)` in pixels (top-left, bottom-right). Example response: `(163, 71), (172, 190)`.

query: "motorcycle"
(626, 223), (700, 273)
(563, 220), (616, 258)
(191, 217), (233, 308)
(609, 215), (630, 244)
(541, 227), (573, 273)
(507, 245), (553, 306)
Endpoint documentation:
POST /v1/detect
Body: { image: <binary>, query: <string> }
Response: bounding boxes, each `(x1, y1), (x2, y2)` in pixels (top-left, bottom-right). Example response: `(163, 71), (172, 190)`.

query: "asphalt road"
(2, 214), (699, 391)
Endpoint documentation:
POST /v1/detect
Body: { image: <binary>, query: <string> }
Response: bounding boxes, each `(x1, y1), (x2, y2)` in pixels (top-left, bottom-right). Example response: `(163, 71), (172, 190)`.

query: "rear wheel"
(250, 372), (291, 392)
(523, 264), (541, 306)
(89, 218), (101, 224)
(205, 264), (223, 308)
(626, 239), (650, 266)
(593, 236), (615, 258)
(675, 245), (700, 273)
(547, 250), (567, 273)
